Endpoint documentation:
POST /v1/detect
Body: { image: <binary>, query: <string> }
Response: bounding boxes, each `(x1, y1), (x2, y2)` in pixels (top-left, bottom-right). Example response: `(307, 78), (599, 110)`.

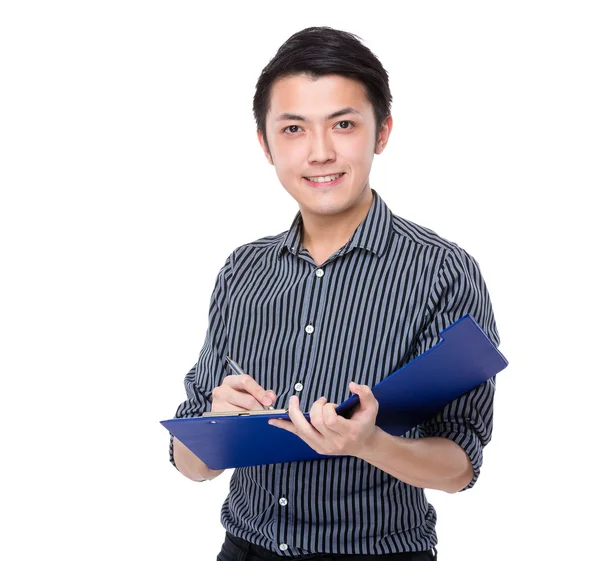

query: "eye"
(335, 120), (355, 130)
(283, 125), (303, 134)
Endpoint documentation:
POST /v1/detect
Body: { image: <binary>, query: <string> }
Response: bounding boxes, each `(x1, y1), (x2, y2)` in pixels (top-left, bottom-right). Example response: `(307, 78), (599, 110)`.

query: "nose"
(308, 130), (336, 165)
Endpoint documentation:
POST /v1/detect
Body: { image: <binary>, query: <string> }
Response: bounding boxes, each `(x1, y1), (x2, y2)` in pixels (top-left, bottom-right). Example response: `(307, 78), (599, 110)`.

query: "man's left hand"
(268, 382), (379, 458)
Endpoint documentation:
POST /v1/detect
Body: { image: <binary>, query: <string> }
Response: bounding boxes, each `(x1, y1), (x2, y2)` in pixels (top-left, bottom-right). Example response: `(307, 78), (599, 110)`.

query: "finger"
(270, 396), (304, 433)
(266, 389), (278, 406)
(287, 395), (315, 434)
(349, 383), (379, 420)
(268, 418), (296, 433)
(213, 383), (265, 411)
(322, 402), (347, 434)
(349, 381), (377, 406)
(225, 374), (275, 407)
(309, 397), (327, 427)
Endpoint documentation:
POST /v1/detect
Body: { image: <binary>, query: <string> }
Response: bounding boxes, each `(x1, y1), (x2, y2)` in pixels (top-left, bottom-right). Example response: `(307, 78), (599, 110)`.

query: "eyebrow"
(275, 107), (363, 122)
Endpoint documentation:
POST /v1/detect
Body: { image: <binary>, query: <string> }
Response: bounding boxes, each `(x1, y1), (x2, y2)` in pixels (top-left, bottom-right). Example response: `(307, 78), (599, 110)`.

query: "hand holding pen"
(209, 356), (277, 413)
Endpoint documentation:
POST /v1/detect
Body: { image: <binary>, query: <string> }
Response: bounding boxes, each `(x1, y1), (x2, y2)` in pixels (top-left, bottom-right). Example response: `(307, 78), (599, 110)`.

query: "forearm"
(359, 427), (473, 493)
(172, 437), (225, 482)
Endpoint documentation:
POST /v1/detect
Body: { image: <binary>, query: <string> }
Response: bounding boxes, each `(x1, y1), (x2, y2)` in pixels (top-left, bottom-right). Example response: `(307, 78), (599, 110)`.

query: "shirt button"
(294, 382), (303, 392)
(279, 543), (288, 551)
(315, 268), (324, 278)
(279, 497), (288, 506)
(305, 324), (314, 334)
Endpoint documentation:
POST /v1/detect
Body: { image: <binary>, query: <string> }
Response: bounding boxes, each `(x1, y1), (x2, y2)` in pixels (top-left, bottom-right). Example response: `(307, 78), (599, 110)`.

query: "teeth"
(306, 173), (343, 183)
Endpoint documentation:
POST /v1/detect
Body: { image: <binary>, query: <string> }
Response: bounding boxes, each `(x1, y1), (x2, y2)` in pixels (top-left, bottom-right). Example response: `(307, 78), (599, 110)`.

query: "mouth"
(302, 172), (346, 188)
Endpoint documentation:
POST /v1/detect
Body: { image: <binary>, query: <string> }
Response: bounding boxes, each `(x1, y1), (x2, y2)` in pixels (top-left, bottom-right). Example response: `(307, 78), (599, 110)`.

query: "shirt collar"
(278, 212), (303, 257)
(277, 189), (393, 259)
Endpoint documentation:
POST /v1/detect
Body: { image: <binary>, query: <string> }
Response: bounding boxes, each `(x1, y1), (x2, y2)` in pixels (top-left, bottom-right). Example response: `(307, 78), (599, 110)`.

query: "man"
(170, 26), (500, 560)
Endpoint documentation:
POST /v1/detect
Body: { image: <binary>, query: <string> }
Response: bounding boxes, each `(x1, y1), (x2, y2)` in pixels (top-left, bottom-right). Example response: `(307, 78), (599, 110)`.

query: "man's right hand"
(173, 374), (277, 482)
(211, 374), (277, 412)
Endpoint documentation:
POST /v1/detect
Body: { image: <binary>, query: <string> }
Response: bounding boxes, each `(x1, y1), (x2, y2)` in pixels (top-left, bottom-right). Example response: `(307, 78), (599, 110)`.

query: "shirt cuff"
(169, 433), (179, 471)
(169, 432), (211, 482)
(421, 421), (484, 491)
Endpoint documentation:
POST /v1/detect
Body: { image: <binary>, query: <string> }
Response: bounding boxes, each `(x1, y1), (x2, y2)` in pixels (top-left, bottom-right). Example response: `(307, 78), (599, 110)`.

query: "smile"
(303, 172), (345, 187)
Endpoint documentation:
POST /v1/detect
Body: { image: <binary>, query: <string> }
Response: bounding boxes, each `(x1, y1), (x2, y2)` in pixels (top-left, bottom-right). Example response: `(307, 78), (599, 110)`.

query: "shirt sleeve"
(168, 254), (233, 471)
(412, 247), (500, 491)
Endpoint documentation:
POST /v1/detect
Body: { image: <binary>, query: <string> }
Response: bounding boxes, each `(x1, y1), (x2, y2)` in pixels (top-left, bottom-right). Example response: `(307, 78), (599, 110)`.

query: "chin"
(301, 199), (352, 216)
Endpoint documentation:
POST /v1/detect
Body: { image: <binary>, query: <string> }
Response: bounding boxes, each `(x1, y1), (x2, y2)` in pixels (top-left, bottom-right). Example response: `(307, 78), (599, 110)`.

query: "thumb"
(349, 381), (374, 400)
(349, 382), (378, 416)
(350, 382), (377, 407)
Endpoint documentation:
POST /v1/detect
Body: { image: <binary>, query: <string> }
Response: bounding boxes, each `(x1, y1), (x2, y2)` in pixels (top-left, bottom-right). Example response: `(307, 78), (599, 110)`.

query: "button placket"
(294, 262), (325, 415)
(279, 462), (296, 556)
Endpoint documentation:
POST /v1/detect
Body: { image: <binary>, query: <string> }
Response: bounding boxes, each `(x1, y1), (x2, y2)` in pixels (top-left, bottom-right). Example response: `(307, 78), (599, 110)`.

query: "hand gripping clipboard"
(160, 314), (508, 470)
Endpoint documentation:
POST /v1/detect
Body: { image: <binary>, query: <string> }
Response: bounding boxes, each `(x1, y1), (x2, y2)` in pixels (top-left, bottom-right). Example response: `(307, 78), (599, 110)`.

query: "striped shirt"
(170, 189), (500, 556)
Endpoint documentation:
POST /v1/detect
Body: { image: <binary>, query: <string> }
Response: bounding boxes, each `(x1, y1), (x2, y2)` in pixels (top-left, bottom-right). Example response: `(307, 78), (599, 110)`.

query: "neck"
(301, 188), (374, 253)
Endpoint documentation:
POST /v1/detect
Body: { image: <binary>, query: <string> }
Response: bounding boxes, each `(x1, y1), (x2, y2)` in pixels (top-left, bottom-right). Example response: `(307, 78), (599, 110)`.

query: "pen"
(225, 356), (274, 410)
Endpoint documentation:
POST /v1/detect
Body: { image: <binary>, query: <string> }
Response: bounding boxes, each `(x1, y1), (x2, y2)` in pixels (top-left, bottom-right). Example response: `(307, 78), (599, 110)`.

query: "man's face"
(258, 73), (392, 221)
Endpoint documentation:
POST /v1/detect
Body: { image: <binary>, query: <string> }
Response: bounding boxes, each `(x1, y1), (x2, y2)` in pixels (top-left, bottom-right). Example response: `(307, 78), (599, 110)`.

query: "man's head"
(253, 27), (392, 155)
(253, 27), (393, 221)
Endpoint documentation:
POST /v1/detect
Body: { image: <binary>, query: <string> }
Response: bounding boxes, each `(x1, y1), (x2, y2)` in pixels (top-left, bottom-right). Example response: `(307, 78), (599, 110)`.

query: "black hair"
(253, 26), (392, 153)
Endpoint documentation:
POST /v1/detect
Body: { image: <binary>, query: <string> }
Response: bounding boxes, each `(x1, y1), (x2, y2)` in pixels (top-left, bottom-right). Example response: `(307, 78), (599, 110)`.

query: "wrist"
(358, 425), (387, 462)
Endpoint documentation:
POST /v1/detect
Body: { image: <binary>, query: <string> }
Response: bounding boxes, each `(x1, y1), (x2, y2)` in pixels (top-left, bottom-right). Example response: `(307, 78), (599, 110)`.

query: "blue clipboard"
(161, 314), (508, 470)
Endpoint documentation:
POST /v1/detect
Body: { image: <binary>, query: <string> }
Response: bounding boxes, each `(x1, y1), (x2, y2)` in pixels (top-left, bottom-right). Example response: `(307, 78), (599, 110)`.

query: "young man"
(170, 27), (500, 560)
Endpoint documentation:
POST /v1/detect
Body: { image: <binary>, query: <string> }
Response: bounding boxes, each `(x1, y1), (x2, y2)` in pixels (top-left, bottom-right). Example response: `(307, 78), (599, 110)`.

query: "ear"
(375, 114), (393, 155)
(257, 129), (274, 165)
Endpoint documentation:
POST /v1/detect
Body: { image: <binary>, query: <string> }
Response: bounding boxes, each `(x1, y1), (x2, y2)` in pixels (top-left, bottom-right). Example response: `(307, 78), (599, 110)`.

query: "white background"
(1, 1), (598, 559)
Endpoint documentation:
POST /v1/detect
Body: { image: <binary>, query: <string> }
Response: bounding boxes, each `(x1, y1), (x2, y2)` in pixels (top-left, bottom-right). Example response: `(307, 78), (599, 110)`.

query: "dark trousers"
(217, 532), (437, 561)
